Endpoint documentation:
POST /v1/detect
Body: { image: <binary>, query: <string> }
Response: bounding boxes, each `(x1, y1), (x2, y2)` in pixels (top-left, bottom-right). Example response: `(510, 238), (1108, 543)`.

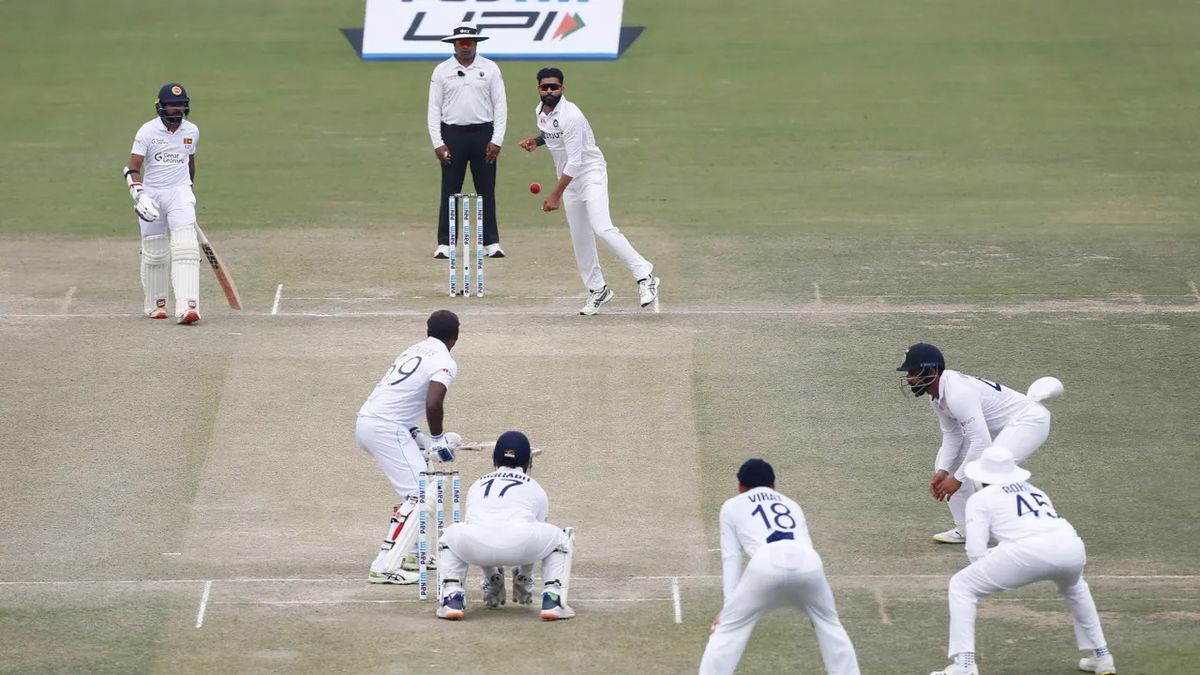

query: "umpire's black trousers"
(438, 122), (499, 246)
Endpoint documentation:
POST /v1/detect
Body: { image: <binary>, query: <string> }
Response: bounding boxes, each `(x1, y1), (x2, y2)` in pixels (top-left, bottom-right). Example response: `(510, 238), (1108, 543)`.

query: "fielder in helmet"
(897, 343), (1064, 545)
(123, 82), (203, 324)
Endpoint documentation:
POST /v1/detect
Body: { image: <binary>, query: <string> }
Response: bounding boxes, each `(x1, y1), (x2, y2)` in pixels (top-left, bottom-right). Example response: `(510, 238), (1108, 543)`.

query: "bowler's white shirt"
(357, 337), (457, 426)
(465, 467), (549, 526)
(535, 97), (607, 185)
(964, 481), (1078, 562)
(428, 56), (508, 147)
(131, 118), (199, 189)
(932, 369), (1034, 478)
(718, 487), (814, 597)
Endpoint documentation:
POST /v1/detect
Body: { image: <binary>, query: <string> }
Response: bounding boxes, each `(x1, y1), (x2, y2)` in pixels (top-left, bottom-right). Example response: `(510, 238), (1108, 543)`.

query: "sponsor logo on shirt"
(153, 151), (187, 164)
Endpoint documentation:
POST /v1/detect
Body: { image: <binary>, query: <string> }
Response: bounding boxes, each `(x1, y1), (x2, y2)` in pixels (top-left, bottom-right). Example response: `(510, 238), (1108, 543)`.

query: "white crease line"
(195, 580), (212, 628)
(671, 577), (683, 624)
(874, 588), (892, 625)
(1190, 280), (1200, 303)
(213, 597), (673, 607)
(3, 573), (1198, 586)
(271, 284), (283, 315)
(58, 286), (77, 314)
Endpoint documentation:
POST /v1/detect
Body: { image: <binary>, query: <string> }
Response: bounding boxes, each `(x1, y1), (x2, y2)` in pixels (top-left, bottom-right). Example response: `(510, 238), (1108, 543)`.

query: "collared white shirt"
(427, 56), (508, 148)
(717, 487), (814, 597)
(931, 369), (1035, 478)
(357, 337), (458, 426)
(131, 118), (199, 189)
(964, 481), (1078, 562)
(464, 466), (549, 526)
(535, 96), (608, 184)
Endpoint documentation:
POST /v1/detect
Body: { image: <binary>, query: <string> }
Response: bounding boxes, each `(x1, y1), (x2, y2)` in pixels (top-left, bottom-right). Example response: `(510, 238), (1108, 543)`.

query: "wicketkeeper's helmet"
(493, 431), (532, 468)
(155, 82), (190, 124)
(897, 343), (944, 397)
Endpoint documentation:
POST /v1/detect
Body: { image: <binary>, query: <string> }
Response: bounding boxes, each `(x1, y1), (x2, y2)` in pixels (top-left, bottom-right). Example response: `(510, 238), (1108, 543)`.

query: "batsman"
(356, 310), (463, 584)
(124, 82), (203, 324)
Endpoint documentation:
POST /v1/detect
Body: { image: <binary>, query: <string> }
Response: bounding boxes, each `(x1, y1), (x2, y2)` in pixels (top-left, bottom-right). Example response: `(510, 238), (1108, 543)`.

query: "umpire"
(428, 22), (508, 259)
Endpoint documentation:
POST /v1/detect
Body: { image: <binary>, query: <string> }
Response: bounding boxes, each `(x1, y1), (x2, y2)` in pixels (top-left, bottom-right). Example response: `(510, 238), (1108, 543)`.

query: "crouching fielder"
(436, 431), (575, 621)
(125, 82), (202, 324)
(930, 446), (1115, 675)
(700, 459), (860, 675)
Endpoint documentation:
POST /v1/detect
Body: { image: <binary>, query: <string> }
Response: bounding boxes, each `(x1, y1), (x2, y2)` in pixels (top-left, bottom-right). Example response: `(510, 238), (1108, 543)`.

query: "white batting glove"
(426, 434), (456, 463)
(130, 185), (160, 222)
(408, 427), (431, 454)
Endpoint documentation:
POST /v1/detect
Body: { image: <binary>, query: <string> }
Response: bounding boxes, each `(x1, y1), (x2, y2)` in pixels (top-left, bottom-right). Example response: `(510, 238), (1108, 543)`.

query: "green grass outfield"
(2, 1), (1198, 673)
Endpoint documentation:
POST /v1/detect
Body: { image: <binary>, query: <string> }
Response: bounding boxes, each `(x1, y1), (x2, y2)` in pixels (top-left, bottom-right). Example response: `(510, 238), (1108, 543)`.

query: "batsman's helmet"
(493, 431), (532, 468)
(155, 83), (190, 124)
(897, 343), (944, 397)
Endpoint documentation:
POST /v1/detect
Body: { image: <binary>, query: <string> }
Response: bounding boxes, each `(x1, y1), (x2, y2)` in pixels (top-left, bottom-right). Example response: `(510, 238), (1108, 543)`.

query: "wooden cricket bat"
(194, 224), (242, 310)
(457, 441), (544, 456)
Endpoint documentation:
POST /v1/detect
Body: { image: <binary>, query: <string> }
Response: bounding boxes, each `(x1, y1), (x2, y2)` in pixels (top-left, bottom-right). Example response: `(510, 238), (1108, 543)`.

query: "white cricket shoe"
(579, 286), (614, 316)
(933, 528), (966, 544)
(177, 308), (201, 325)
(1079, 654), (1116, 674)
(147, 309), (168, 319)
(367, 569), (418, 585)
(484, 243), (506, 258)
(433, 245), (450, 259)
(513, 568), (535, 605)
(931, 663), (978, 675)
(539, 589), (575, 621)
(637, 275), (660, 307)
(482, 568), (506, 608)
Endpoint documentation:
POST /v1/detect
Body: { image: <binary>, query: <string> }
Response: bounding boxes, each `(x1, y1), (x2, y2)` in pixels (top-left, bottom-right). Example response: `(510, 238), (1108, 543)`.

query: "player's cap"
(493, 431), (532, 466)
(156, 82), (189, 104)
(736, 458), (775, 489)
(441, 22), (489, 43)
(963, 445), (1031, 485)
(896, 343), (944, 372)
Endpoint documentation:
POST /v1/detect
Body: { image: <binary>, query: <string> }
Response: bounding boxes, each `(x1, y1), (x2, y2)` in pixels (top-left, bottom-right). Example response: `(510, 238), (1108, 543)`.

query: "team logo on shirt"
(183, 137), (193, 145)
(552, 119), (559, 128)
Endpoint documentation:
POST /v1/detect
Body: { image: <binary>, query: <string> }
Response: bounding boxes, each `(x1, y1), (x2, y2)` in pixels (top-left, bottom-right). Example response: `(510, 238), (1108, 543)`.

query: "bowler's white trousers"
(946, 532), (1107, 657)
(563, 173), (653, 292)
(356, 415), (426, 499)
(699, 541), (860, 675)
(440, 521), (569, 584)
(950, 402), (1051, 525)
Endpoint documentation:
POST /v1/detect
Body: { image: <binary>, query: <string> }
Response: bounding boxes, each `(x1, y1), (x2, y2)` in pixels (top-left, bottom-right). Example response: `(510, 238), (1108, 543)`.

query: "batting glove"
(427, 434), (455, 463)
(130, 186), (160, 222)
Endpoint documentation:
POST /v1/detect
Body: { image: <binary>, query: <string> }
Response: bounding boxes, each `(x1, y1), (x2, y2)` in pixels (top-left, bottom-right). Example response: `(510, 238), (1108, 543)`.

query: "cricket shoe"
(401, 553), (436, 571)
(436, 591), (465, 620)
(484, 243), (506, 258)
(147, 309), (169, 319)
(930, 663), (978, 675)
(367, 569), (419, 585)
(539, 590), (575, 621)
(512, 568), (535, 605)
(482, 568), (506, 608)
(177, 309), (201, 325)
(433, 245), (450, 259)
(579, 286), (614, 316)
(637, 275), (660, 308)
(1078, 655), (1116, 674)
(933, 528), (966, 544)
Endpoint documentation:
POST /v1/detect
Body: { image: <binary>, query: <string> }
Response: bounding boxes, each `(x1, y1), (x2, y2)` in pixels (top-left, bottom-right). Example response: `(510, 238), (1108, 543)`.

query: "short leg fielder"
(564, 179), (652, 292)
(700, 546), (860, 675)
(945, 534), (1108, 659)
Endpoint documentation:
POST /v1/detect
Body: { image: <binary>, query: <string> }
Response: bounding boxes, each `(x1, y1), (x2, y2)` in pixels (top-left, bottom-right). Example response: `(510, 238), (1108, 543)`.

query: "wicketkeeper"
(434, 431), (575, 621)
(124, 82), (202, 324)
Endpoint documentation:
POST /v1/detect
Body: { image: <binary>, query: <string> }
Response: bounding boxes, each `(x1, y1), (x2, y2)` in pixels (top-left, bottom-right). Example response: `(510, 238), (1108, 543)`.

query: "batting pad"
(140, 234), (170, 315)
(170, 226), (201, 316)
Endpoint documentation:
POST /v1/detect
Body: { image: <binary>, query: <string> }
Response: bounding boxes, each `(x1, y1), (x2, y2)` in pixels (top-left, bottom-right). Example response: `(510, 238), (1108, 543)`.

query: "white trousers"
(699, 543), (860, 675)
(946, 533), (1107, 657)
(563, 176), (653, 291)
(355, 415), (426, 499)
(950, 403), (1051, 525)
(136, 185), (198, 235)
(440, 521), (569, 585)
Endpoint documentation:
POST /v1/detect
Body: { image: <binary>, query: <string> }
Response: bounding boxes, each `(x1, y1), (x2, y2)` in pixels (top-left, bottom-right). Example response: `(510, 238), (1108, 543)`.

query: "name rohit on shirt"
(1000, 483), (1031, 494)
(748, 492), (780, 503)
